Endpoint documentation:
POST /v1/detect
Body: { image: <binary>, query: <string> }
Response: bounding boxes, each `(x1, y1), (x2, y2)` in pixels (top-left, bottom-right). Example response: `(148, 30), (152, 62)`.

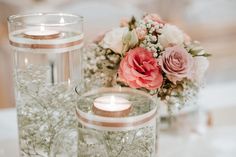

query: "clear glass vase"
(8, 13), (83, 157)
(75, 87), (159, 157)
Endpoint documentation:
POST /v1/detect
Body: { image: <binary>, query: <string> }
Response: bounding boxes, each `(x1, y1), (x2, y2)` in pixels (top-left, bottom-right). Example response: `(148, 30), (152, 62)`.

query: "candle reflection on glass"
(24, 58), (28, 65)
(60, 17), (65, 24)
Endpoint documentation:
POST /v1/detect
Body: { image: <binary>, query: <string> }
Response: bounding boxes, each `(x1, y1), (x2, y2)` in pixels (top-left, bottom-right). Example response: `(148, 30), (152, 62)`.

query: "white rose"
(159, 24), (184, 48)
(191, 56), (209, 84)
(100, 27), (129, 54)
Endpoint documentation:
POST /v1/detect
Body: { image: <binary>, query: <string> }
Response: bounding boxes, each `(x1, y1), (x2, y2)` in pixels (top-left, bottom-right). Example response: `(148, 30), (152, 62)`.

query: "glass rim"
(75, 87), (158, 130)
(75, 87), (157, 105)
(8, 12), (83, 27)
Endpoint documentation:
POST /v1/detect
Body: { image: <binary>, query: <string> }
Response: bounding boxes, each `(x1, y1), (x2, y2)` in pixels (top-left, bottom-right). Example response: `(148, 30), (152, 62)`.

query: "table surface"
(1, 82), (236, 156)
(1, 108), (236, 157)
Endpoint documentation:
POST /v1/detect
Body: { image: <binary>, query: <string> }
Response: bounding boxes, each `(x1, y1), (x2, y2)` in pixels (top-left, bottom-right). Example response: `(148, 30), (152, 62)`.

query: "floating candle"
(24, 26), (60, 39)
(93, 95), (131, 117)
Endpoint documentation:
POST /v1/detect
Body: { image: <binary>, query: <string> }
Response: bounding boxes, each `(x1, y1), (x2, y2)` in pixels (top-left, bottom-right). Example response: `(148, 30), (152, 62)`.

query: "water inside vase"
(11, 31), (83, 157)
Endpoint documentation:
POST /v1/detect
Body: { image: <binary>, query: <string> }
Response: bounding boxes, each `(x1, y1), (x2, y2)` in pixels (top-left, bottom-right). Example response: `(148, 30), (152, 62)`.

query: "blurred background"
(0, 0), (236, 156)
(1, 0), (236, 109)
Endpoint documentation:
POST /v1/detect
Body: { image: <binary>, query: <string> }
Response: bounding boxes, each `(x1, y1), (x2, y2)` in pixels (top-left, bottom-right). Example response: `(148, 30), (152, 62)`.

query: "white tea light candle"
(93, 95), (131, 117)
(24, 26), (60, 39)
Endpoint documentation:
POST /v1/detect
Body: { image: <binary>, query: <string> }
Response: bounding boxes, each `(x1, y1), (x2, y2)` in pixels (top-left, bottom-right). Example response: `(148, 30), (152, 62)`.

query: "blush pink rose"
(143, 13), (165, 24)
(118, 47), (163, 90)
(159, 46), (194, 83)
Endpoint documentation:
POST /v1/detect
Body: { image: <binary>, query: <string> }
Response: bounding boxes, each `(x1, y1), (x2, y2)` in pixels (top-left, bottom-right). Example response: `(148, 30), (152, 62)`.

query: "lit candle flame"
(24, 58), (28, 65)
(68, 78), (71, 86)
(60, 17), (65, 24)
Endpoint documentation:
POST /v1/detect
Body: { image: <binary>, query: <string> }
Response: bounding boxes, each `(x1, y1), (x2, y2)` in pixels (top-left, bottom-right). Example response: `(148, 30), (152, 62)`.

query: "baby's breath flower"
(153, 52), (158, 58)
(140, 43), (145, 47)
(146, 23), (151, 29)
(151, 36), (157, 42)
(149, 27), (155, 33)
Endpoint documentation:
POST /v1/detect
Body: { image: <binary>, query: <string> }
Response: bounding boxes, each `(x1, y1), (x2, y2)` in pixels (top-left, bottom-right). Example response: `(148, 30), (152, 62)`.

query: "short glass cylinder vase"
(75, 87), (159, 157)
(8, 13), (83, 157)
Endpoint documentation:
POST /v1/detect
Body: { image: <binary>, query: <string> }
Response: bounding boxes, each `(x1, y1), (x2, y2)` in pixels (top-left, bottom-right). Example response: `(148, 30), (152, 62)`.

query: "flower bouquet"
(84, 13), (210, 114)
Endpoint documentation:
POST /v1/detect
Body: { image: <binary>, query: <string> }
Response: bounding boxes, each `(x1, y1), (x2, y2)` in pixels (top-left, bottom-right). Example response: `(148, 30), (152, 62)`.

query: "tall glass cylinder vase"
(8, 13), (83, 157)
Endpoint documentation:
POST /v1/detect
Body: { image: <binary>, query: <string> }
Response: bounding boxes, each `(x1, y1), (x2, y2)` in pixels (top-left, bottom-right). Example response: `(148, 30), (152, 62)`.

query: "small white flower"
(153, 52), (158, 57)
(147, 47), (151, 51)
(101, 49), (106, 54)
(140, 43), (145, 47)
(151, 36), (157, 42)
(147, 42), (152, 47)
(143, 39), (147, 44)
(149, 27), (155, 33)
(146, 23), (151, 28)
(152, 48), (157, 53)
(147, 19), (152, 23)
(158, 24), (184, 48)
(146, 36), (151, 42)
(153, 22), (159, 27)
(155, 25), (160, 31)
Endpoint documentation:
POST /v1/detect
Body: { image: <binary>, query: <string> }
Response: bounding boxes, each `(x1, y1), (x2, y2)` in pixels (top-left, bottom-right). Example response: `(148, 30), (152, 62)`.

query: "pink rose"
(135, 27), (147, 40)
(118, 47), (163, 90)
(143, 13), (165, 24)
(159, 46), (193, 83)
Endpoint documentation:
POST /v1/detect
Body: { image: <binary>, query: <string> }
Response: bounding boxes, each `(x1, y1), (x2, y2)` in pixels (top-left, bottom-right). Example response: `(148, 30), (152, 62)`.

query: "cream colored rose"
(100, 27), (129, 54)
(159, 24), (184, 48)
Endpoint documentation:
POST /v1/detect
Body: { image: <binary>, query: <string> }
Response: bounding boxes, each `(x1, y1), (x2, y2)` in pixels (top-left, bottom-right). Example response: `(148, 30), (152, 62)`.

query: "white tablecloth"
(1, 83), (236, 156)
(1, 108), (236, 157)
(0, 109), (19, 157)
(159, 126), (236, 157)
